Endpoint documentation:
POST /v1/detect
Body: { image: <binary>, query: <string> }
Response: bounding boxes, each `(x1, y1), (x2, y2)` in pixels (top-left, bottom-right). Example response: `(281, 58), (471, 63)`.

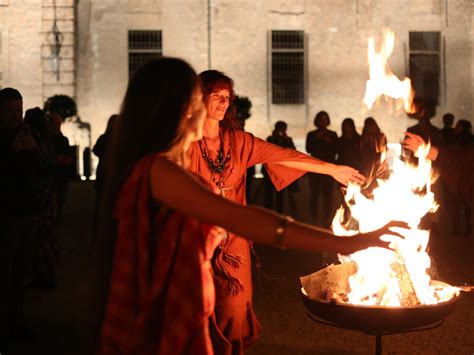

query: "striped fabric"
(98, 154), (222, 354)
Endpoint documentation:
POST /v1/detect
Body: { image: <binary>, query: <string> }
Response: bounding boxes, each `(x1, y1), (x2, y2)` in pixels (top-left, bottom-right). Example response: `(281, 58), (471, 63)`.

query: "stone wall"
(76, 0), (473, 149)
(0, 0), (75, 110)
(0, 0), (472, 150)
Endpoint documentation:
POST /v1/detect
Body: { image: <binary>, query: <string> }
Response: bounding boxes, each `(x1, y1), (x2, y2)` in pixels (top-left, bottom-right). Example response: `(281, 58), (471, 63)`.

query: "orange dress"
(98, 154), (222, 354)
(188, 129), (316, 354)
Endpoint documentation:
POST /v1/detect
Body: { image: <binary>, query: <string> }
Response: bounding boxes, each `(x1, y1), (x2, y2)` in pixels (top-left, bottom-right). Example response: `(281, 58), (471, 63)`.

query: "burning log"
(390, 253), (420, 306)
(301, 263), (356, 303)
(301, 256), (425, 306)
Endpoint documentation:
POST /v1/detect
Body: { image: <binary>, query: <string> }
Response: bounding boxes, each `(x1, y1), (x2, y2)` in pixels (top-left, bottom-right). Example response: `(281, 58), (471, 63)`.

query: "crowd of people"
(0, 88), (75, 352)
(261, 109), (473, 236)
(2, 55), (472, 355)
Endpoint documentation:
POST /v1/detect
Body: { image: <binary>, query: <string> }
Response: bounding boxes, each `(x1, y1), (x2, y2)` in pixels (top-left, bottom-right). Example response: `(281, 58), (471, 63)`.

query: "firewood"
(301, 262), (357, 302)
(390, 254), (420, 306)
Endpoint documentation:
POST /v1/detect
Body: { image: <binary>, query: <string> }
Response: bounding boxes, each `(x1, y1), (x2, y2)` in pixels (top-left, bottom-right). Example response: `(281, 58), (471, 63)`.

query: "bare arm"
(150, 158), (402, 255)
(275, 160), (365, 185)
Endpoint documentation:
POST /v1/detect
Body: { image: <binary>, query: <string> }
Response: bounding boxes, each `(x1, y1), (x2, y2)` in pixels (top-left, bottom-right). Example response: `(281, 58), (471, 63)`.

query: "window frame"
(269, 30), (307, 105)
(408, 31), (442, 105)
(128, 30), (163, 79)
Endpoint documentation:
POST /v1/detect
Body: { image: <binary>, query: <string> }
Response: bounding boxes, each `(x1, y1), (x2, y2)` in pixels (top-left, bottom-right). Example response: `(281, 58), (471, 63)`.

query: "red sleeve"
(243, 131), (315, 191)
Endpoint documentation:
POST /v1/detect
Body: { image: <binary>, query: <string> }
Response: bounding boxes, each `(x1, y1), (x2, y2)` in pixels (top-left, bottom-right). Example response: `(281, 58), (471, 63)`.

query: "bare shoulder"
(150, 155), (193, 181)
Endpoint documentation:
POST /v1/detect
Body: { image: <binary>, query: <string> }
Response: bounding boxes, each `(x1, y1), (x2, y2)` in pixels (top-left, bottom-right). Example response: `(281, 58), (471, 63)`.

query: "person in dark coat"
(404, 132), (474, 236)
(336, 117), (361, 170)
(441, 113), (456, 146)
(93, 114), (119, 191)
(0, 88), (47, 351)
(306, 111), (338, 227)
(24, 108), (59, 289)
(454, 119), (474, 147)
(263, 120), (299, 216)
(49, 113), (74, 218)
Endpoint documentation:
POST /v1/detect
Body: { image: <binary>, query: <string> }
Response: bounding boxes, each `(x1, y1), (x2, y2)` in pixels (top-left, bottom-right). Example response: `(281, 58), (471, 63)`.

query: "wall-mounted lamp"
(46, 0), (64, 81)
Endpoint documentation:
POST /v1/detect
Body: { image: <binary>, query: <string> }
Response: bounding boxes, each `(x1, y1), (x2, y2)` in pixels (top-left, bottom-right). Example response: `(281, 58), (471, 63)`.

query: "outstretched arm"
(248, 133), (365, 186)
(150, 158), (403, 255)
(275, 160), (365, 186)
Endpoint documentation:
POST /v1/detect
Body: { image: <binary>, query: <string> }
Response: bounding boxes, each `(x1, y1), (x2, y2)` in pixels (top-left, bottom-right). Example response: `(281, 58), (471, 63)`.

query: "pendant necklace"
(199, 129), (232, 193)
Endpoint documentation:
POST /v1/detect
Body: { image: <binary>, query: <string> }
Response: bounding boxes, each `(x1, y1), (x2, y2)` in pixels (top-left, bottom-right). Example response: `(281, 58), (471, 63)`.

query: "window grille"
(271, 30), (305, 104)
(128, 30), (162, 79)
(409, 31), (441, 104)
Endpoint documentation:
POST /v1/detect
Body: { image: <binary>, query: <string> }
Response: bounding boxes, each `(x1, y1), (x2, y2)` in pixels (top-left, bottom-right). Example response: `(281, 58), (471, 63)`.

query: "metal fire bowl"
(301, 283), (461, 334)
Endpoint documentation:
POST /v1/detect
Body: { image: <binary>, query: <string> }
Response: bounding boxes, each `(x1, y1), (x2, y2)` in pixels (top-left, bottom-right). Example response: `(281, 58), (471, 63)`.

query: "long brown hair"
(93, 58), (198, 330)
(105, 58), (197, 205)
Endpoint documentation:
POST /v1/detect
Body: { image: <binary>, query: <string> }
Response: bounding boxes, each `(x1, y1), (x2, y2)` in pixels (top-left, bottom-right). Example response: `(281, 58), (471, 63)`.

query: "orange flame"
(332, 144), (460, 306)
(363, 29), (415, 113)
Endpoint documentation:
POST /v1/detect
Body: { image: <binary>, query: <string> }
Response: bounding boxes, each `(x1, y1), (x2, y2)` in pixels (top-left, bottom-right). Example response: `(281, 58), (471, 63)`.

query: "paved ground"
(10, 179), (474, 355)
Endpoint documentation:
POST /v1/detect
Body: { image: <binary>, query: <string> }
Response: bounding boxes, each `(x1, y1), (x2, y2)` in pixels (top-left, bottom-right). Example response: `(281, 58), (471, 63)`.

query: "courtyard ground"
(10, 179), (474, 355)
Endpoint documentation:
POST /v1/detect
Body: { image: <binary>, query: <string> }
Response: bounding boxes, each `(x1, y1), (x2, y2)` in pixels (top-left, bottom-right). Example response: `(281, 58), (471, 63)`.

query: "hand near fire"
(402, 132), (439, 161)
(341, 221), (409, 255)
(402, 132), (424, 156)
(331, 165), (365, 186)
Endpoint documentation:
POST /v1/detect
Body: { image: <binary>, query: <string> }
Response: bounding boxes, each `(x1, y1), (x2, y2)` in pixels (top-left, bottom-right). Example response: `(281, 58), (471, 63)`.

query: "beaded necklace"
(199, 130), (232, 190)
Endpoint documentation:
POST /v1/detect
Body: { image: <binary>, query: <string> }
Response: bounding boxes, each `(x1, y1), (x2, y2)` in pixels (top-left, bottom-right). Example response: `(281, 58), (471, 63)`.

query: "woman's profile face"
(205, 88), (230, 122)
(183, 85), (206, 144)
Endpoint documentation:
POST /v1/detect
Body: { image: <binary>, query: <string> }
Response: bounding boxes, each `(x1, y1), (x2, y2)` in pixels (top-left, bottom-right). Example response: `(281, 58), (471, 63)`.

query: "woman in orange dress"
(96, 58), (403, 354)
(188, 70), (369, 354)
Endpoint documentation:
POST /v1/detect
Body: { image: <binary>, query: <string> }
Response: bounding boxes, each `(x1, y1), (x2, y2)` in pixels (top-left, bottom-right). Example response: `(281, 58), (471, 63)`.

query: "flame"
(363, 29), (415, 113)
(332, 145), (460, 306)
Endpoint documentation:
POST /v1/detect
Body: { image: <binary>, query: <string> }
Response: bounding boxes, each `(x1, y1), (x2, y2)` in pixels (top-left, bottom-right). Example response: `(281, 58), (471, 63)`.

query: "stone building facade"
(0, 0), (75, 110)
(1, 0), (473, 150)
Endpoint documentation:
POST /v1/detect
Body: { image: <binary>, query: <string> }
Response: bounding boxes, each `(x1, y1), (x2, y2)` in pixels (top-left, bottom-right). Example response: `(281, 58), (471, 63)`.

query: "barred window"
(409, 31), (441, 104)
(128, 30), (162, 78)
(271, 30), (305, 104)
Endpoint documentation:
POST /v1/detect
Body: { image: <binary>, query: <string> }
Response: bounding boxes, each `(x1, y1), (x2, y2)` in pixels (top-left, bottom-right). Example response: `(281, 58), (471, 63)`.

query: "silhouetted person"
(454, 119), (474, 147)
(49, 113), (73, 218)
(407, 99), (444, 147)
(93, 114), (119, 191)
(405, 99), (444, 232)
(359, 117), (388, 195)
(404, 132), (474, 237)
(0, 88), (45, 351)
(336, 118), (361, 169)
(306, 111), (338, 227)
(441, 113), (456, 147)
(264, 121), (299, 216)
(24, 107), (59, 289)
(92, 114), (119, 236)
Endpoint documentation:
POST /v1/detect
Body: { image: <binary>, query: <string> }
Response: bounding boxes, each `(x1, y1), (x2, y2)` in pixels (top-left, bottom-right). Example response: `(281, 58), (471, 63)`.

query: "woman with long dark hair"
(96, 59), (403, 354)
